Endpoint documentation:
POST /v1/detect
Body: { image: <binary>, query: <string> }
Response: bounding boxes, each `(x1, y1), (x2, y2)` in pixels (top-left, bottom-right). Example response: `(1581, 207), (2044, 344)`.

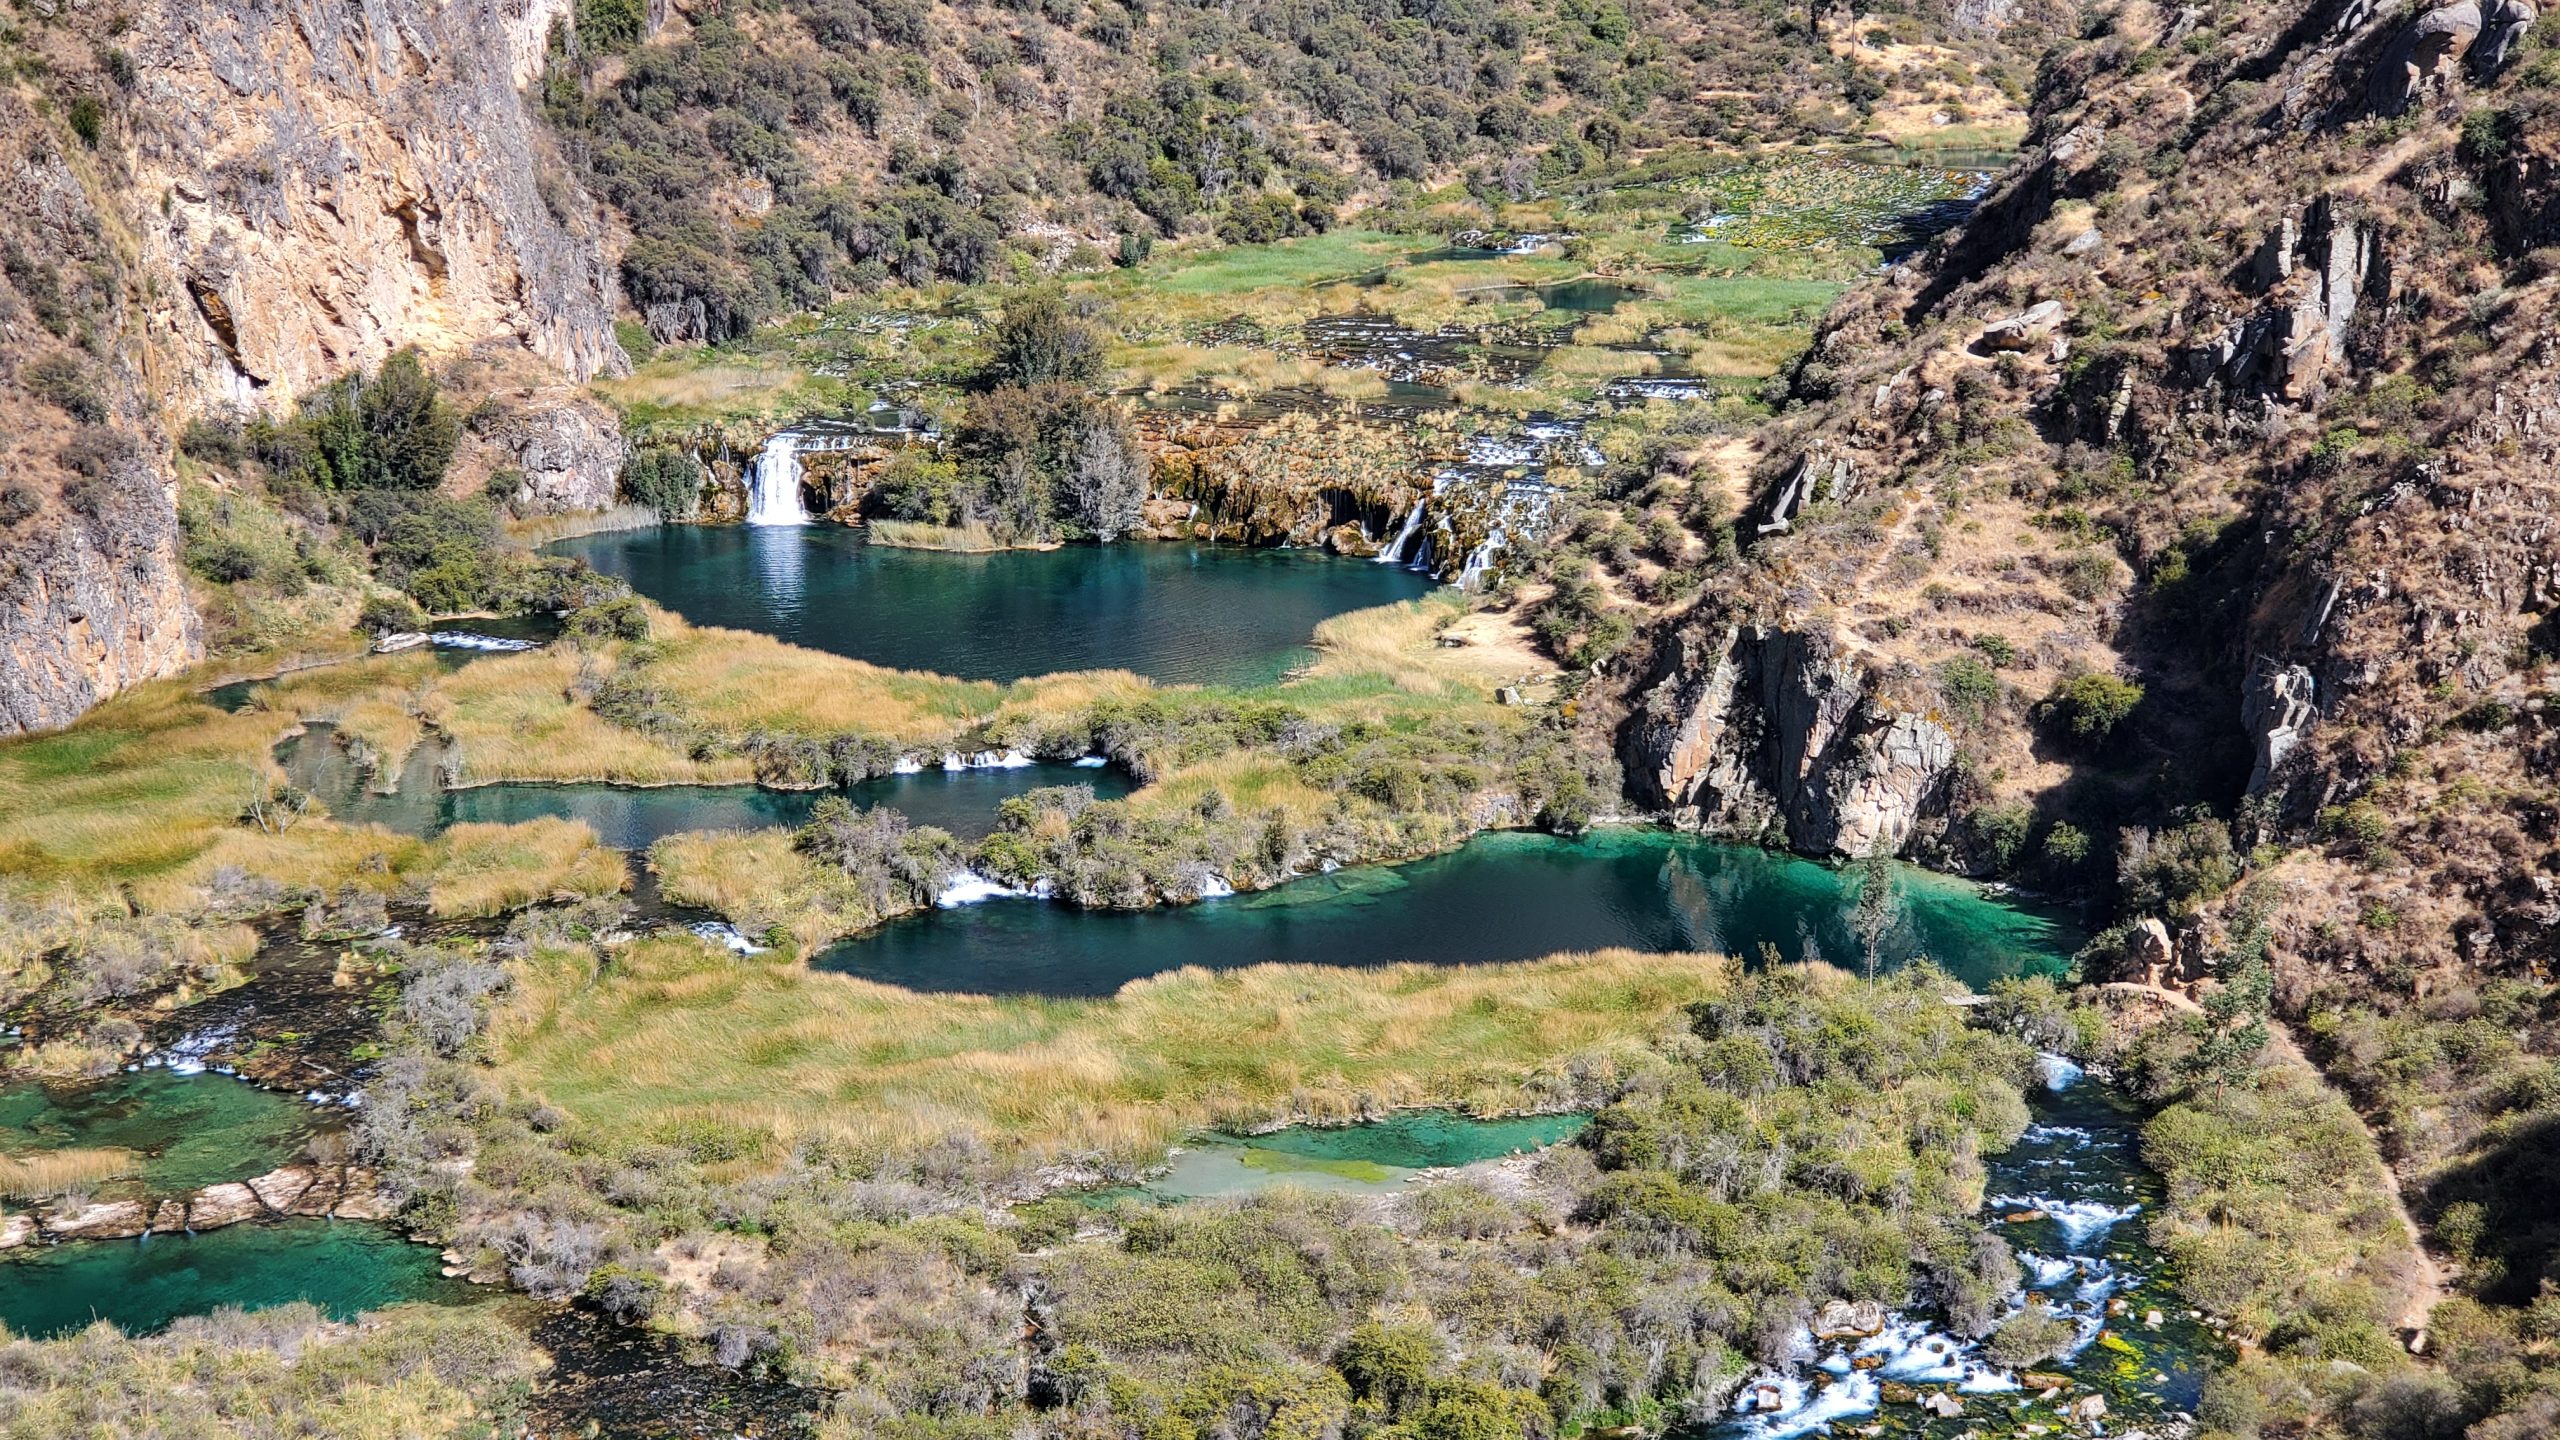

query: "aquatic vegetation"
(1669, 157), (1984, 255)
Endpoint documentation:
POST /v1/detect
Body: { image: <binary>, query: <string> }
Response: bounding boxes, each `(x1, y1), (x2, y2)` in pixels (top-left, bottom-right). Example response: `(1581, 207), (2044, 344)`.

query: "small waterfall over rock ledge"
(746, 432), (811, 526)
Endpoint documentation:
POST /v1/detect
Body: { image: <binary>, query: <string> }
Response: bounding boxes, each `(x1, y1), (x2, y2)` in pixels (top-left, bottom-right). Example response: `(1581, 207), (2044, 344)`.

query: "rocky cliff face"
(1627, 623), (1956, 858)
(0, 85), (200, 736)
(128, 0), (624, 410)
(0, 0), (629, 736)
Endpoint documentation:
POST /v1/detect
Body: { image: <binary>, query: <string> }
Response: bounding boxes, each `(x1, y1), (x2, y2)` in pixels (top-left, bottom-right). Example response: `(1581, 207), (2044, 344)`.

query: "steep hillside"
(537, 0), (2064, 341)
(0, 0), (630, 732)
(1611, 0), (2560, 1428)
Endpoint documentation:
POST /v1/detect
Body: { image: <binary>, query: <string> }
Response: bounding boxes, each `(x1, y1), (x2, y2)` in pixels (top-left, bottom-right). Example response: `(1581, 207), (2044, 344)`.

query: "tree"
(1846, 851), (1902, 979)
(621, 445), (706, 520)
(2040, 672), (2144, 741)
(300, 350), (459, 490)
(1062, 411), (1148, 540)
(984, 292), (1105, 389)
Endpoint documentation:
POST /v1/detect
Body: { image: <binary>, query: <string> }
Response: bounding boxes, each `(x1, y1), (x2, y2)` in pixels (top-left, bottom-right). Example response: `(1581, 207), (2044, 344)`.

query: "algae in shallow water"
(0, 1220), (464, 1339)
(0, 1069), (317, 1195)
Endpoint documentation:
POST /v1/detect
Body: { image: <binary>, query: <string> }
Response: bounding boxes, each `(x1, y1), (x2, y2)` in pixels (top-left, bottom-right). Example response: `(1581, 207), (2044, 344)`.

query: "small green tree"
(1846, 851), (1902, 979)
(300, 350), (459, 491)
(2041, 672), (2144, 741)
(983, 293), (1106, 389)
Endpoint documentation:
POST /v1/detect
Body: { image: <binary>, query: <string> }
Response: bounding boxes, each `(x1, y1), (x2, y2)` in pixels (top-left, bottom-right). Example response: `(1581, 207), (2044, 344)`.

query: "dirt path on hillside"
(2095, 982), (2452, 1340)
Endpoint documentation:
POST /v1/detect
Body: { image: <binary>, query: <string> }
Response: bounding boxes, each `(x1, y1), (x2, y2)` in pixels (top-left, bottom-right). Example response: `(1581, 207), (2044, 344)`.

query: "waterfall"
(746, 432), (810, 526)
(1376, 495), (1431, 565)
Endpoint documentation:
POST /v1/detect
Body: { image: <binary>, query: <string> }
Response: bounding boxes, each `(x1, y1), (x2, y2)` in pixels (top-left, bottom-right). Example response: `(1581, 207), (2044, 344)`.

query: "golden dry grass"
(0, 1147), (138, 1198)
(1298, 593), (1553, 698)
(865, 519), (1015, 552)
(0, 684), (290, 892)
(649, 829), (883, 954)
(423, 818), (627, 918)
(490, 937), (1726, 1163)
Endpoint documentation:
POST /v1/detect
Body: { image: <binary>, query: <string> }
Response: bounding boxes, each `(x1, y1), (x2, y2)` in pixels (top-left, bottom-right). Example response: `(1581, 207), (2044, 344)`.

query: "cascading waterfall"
(746, 432), (811, 526)
(1376, 491), (1433, 565)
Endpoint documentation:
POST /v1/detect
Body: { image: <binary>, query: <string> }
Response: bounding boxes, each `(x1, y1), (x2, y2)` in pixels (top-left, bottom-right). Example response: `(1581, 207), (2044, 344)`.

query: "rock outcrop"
(481, 393), (628, 516)
(1626, 624), (1957, 858)
(129, 0), (625, 411)
(2242, 655), (2319, 796)
(0, 459), (201, 736)
(0, 1163), (395, 1248)
(0, 89), (200, 736)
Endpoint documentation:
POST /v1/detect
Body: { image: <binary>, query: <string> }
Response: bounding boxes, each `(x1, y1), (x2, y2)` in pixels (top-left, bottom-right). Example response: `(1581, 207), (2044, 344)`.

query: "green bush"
(1937, 653), (2002, 725)
(66, 95), (103, 149)
(620, 445), (706, 520)
(983, 293), (1107, 389)
(2040, 672), (2144, 740)
(24, 353), (106, 423)
(297, 350), (460, 491)
(575, 0), (648, 51)
(358, 593), (428, 635)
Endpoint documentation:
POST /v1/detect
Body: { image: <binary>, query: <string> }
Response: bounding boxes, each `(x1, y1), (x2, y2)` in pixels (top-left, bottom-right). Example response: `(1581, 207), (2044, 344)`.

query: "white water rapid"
(747, 433), (811, 526)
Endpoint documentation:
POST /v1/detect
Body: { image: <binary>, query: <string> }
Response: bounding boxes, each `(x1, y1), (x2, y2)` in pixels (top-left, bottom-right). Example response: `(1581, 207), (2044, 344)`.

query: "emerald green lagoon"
(820, 828), (2079, 997)
(0, 1069), (317, 1195)
(1127, 1112), (1592, 1201)
(0, 1221), (464, 1339)
(546, 528), (1437, 686)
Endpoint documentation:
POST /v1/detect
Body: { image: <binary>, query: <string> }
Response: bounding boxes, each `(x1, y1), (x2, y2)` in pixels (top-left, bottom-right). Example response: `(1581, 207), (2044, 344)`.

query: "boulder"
(0, 1213), (34, 1249)
(2475, 0), (2538, 73)
(2242, 655), (2319, 795)
(1980, 299), (2067, 351)
(2368, 2), (2483, 114)
(1879, 1381), (1919, 1405)
(1921, 1391), (1965, 1418)
(247, 1166), (322, 1213)
(42, 1198), (149, 1240)
(1814, 1299), (1889, 1339)
(189, 1181), (267, 1229)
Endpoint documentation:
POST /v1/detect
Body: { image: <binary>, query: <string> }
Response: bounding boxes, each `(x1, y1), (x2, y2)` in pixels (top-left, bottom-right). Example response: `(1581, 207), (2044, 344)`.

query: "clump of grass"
(866, 519), (1017, 552)
(424, 818), (625, 918)
(0, 1146), (138, 1199)
(490, 938), (1723, 1164)
(649, 828), (887, 954)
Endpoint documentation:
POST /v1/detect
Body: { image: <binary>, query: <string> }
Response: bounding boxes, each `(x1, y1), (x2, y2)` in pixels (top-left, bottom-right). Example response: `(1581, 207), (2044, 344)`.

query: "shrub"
(983, 292), (1106, 389)
(178, 417), (248, 466)
(576, 0), (648, 51)
(1937, 653), (2002, 725)
(2040, 672), (2143, 740)
(24, 353), (106, 423)
(358, 592), (427, 635)
(2119, 813), (2238, 915)
(66, 95), (104, 149)
(1967, 803), (2033, 873)
(621, 445), (706, 520)
(298, 350), (460, 491)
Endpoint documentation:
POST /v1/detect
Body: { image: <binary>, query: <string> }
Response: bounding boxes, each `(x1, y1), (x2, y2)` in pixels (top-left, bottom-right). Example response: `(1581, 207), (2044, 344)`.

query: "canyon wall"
(0, 0), (627, 736)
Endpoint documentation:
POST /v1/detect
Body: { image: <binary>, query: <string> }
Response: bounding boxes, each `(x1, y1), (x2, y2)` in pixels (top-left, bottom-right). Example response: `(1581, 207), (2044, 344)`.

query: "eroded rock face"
(0, 90), (201, 736)
(2188, 197), (2388, 403)
(130, 0), (625, 412)
(0, 457), (201, 736)
(486, 396), (628, 516)
(1626, 624), (1957, 858)
(2243, 655), (2320, 795)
